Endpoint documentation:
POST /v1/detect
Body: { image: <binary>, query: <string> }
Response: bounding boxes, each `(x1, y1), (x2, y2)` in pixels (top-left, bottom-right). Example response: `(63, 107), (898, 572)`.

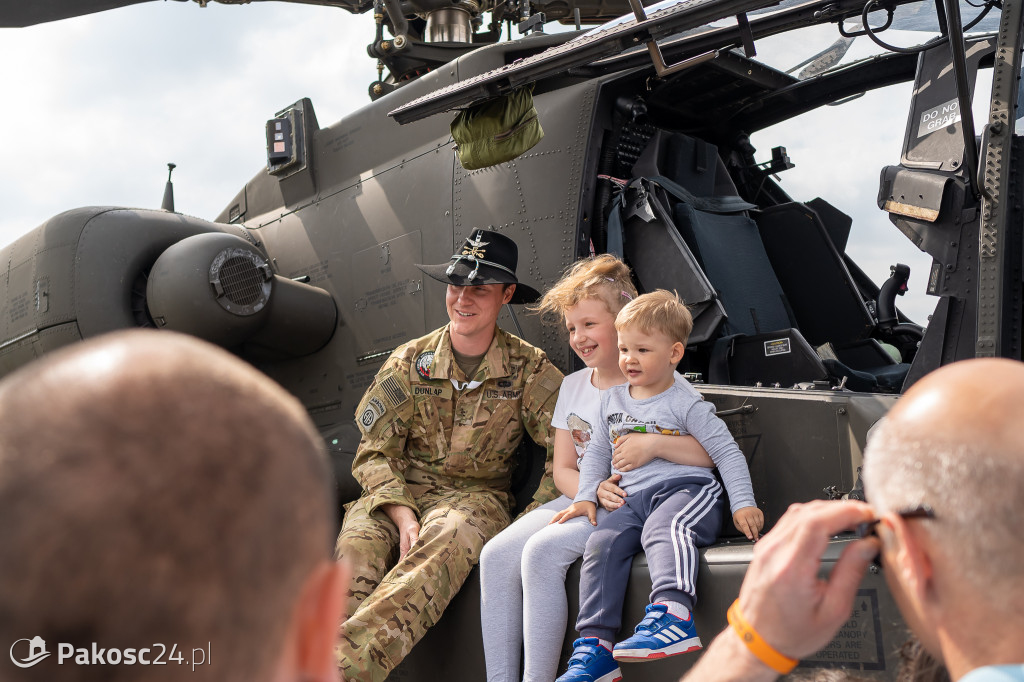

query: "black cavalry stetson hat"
(415, 229), (541, 304)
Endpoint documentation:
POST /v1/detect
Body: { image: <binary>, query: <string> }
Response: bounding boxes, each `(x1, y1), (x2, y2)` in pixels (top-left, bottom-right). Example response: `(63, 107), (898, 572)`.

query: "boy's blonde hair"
(615, 290), (694, 346)
(532, 254), (637, 318)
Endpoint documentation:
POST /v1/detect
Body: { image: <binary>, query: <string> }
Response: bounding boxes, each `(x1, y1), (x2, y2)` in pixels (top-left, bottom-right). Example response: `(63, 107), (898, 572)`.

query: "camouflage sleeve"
(520, 355), (563, 507)
(351, 358), (418, 516)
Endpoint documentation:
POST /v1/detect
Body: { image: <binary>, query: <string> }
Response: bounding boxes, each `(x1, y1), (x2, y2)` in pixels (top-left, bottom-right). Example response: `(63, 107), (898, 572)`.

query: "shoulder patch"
(415, 351), (435, 379)
(378, 371), (410, 408)
(358, 396), (387, 435)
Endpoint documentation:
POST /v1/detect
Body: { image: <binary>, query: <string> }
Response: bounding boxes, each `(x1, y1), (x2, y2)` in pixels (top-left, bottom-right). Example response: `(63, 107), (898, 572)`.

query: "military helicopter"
(0, 0), (1019, 679)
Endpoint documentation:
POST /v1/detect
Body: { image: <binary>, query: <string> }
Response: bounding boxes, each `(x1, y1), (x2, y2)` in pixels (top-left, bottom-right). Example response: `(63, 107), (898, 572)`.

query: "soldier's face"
(446, 284), (514, 347)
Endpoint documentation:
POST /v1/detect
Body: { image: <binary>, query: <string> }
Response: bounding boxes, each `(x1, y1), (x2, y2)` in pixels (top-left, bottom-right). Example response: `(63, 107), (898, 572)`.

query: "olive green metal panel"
(0, 322), (82, 377)
(451, 79), (601, 373)
(699, 386), (895, 529)
(0, 210), (84, 349)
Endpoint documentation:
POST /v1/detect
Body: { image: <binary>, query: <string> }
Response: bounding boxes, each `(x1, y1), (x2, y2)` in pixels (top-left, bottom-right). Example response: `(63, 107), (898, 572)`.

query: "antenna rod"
(161, 163), (177, 212)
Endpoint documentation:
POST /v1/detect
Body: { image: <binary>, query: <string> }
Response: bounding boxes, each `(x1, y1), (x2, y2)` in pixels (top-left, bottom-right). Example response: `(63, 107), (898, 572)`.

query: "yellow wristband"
(726, 599), (799, 675)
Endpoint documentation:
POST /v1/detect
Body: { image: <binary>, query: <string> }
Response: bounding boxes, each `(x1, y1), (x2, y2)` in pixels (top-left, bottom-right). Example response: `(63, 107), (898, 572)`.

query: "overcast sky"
(1, 2), (988, 325)
(0, 2), (377, 236)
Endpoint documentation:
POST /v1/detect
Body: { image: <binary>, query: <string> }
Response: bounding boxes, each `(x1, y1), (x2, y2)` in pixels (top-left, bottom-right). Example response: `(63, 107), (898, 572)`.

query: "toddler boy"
(552, 290), (763, 682)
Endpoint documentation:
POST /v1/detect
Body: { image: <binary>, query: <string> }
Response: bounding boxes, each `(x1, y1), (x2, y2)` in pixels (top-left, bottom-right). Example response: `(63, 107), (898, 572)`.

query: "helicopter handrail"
(622, 0), (722, 77)
(388, 0), (780, 124)
(573, 0), (929, 79)
(389, 0), (933, 125)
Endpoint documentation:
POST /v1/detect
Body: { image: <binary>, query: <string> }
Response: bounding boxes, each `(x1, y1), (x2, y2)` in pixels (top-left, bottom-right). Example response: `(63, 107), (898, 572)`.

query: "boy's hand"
(611, 432), (657, 472)
(733, 506), (765, 541)
(550, 501), (598, 526)
(597, 474), (626, 511)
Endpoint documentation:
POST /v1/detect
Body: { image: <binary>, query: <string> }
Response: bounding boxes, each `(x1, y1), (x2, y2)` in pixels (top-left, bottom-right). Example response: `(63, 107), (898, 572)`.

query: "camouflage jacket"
(352, 325), (563, 516)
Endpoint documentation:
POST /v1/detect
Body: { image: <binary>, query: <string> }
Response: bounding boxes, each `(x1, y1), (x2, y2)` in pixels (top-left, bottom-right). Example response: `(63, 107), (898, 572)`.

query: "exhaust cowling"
(146, 232), (337, 358)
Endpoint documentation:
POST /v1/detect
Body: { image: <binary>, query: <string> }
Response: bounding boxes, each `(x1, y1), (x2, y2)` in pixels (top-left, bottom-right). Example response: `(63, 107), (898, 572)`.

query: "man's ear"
(288, 560), (350, 682)
(502, 284), (516, 305)
(885, 515), (935, 607)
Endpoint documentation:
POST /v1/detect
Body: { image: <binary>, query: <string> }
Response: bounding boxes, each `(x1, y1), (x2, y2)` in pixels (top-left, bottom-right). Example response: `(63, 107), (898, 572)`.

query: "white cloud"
(0, 3), (377, 240)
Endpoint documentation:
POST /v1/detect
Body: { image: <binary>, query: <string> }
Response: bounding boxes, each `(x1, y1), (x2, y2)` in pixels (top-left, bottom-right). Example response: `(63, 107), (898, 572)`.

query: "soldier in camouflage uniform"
(335, 229), (564, 682)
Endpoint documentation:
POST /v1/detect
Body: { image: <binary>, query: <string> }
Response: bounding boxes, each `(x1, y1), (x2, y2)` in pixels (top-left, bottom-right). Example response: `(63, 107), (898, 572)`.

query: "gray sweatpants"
(576, 475), (724, 641)
(479, 495), (610, 682)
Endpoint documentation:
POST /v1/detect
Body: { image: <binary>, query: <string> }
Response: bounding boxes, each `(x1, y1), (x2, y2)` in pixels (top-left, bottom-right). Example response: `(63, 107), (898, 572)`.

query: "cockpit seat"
(817, 338), (909, 393)
(753, 203), (874, 347)
(675, 202), (793, 337)
(708, 329), (829, 386)
(623, 130), (912, 392)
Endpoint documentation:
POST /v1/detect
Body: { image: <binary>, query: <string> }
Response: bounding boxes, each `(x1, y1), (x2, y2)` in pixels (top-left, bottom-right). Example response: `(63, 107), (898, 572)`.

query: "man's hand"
(549, 500), (598, 526)
(381, 503), (420, 560)
(597, 474), (626, 511)
(680, 501), (880, 682)
(738, 500), (879, 659)
(733, 506), (765, 541)
(611, 432), (658, 472)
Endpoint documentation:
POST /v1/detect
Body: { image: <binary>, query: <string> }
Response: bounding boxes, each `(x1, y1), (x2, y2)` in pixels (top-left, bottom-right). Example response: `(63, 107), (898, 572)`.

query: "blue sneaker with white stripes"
(612, 603), (702, 661)
(555, 637), (622, 682)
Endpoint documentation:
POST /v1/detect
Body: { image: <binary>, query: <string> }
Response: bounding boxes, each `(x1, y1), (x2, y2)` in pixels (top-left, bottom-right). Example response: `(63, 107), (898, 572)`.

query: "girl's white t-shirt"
(551, 368), (605, 469)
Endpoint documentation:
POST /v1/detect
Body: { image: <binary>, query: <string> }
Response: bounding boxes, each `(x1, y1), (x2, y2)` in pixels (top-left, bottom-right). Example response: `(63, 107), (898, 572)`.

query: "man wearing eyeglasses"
(681, 358), (1024, 682)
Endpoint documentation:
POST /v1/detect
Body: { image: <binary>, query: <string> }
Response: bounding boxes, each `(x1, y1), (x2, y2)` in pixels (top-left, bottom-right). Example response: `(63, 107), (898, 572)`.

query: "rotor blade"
(0, 0), (157, 27)
(790, 36), (855, 79)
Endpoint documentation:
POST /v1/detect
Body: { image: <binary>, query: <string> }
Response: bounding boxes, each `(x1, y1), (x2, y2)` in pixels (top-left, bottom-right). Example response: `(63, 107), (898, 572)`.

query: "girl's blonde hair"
(531, 254), (638, 318)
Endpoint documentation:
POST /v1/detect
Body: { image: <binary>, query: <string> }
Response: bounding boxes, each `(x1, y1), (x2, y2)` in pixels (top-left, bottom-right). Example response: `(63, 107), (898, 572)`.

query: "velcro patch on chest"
(484, 388), (524, 400)
(413, 383), (453, 400)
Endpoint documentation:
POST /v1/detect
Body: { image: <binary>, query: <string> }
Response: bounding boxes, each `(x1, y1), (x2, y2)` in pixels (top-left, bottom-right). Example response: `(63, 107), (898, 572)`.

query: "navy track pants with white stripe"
(575, 475), (725, 641)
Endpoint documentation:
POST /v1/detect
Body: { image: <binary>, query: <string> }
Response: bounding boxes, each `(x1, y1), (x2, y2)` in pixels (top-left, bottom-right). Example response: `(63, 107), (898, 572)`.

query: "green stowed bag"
(450, 84), (544, 171)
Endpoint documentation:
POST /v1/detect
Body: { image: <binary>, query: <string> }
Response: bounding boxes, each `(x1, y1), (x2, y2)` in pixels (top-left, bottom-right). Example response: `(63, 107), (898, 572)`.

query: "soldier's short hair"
(614, 289), (693, 346)
(0, 330), (333, 682)
(531, 254), (637, 319)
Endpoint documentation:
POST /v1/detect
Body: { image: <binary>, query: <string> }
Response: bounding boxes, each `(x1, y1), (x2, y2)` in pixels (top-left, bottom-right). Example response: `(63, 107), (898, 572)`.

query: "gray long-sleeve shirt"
(574, 372), (756, 514)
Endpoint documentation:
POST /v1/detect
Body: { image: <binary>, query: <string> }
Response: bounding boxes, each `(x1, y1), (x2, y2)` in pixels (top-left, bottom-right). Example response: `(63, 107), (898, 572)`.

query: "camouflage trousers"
(334, 487), (511, 682)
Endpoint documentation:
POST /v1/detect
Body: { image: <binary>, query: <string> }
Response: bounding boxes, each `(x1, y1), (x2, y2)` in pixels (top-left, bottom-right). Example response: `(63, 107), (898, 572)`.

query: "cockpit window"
(728, 0), (1001, 81)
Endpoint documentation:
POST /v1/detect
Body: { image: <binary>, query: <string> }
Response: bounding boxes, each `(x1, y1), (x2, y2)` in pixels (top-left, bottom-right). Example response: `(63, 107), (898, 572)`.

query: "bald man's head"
(0, 331), (334, 682)
(863, 358), (1024, 595)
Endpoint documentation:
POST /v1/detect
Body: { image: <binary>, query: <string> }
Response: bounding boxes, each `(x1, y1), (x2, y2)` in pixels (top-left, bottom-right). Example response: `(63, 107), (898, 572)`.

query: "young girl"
(479, 255), (714, 682)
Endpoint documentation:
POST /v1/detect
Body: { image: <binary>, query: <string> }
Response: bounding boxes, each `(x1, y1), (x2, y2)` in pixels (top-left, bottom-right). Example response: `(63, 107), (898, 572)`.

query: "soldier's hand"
(598, 474), (626, 511)
(382, 504), (421, 560)
(549, 501), (598, 526)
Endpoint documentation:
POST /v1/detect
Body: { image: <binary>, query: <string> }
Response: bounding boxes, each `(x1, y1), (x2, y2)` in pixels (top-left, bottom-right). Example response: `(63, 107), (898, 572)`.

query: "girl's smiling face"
(564, 297), (620, 372)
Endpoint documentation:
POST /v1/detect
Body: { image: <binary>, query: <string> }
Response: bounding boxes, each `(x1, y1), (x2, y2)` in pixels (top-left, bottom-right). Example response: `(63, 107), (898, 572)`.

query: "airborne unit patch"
(358, 395), (387, 435)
